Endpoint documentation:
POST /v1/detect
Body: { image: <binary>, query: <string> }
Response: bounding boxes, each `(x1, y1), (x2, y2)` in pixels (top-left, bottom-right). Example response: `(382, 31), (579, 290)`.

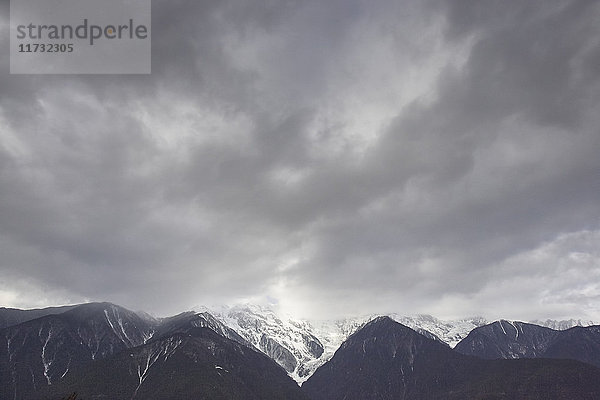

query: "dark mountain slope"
(544, 325), (600, 367)
(454, 320), (558, 359)
(456, 321), (600, 369)
(303, 316), (600, 400)
(0, 302), (156, 399)
(303, 316), (471, 399)
(34, 326), (310, 400)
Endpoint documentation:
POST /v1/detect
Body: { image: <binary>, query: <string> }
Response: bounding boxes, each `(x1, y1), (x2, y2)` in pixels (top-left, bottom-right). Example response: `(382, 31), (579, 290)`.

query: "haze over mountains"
(1, 302), (600, 399)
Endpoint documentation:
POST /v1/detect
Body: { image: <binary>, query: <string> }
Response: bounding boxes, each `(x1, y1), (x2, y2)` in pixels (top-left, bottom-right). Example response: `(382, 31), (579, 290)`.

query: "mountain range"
(201, 304), (594, 383)
(303, 317), (600, 400)
(1, 302), (599, 399)
(200, 304), (492, 383)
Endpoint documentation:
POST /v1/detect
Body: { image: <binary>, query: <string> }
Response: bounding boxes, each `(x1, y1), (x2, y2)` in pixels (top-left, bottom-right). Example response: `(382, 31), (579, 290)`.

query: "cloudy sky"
(0, 0), (599, 321)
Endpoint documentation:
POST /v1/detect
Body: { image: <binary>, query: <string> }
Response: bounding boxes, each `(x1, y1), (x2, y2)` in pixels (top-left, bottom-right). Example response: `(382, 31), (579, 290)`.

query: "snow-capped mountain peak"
(204, 304), (324, 384)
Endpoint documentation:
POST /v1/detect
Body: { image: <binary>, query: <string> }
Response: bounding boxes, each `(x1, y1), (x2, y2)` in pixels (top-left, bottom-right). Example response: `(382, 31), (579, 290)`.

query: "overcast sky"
(0, 0), (599, 321)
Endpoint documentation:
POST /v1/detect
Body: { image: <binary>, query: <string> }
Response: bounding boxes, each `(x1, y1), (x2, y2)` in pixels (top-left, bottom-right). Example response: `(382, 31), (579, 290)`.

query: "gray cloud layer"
(1, 0), (599, 320)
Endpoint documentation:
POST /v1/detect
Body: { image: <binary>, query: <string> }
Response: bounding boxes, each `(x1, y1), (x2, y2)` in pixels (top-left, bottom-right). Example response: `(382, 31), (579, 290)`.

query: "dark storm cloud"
(0, 0), (598, 319)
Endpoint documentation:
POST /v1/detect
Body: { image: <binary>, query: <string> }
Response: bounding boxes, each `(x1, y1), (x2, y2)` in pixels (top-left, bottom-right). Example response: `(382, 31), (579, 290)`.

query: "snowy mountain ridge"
(201, 304), (490, 383)
(532, 318), (596, 331)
